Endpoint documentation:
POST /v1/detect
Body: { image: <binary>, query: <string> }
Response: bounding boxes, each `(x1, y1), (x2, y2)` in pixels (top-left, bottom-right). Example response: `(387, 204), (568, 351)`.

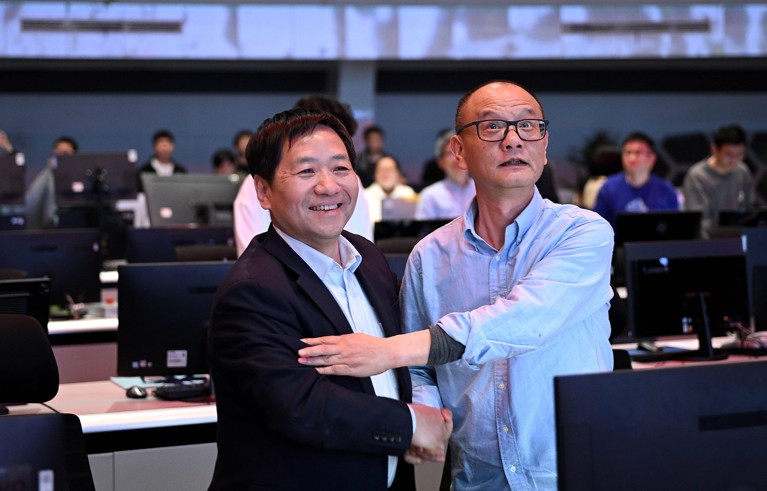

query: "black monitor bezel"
(141, 173), (242, 227)
(624, 238), (747, 342)
(0, 276), (51, 334)
(0, 229), (102, 309)
(555, 360), (767, 491)
(614, 210), (702, 247)
(0, 153), (25, 204)
(53, 151), (138, 203)
(116, 261), (233, 378)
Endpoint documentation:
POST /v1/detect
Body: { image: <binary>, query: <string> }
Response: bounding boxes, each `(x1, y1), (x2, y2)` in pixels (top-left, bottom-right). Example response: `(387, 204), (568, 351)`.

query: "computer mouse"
(126, 385), (148, 399)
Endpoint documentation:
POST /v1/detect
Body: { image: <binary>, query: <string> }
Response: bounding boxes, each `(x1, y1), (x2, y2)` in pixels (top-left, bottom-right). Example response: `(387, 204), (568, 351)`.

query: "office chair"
(0, 313), (59, 412)
(0, 313), (96, 490)
(661, 131), (711, 186)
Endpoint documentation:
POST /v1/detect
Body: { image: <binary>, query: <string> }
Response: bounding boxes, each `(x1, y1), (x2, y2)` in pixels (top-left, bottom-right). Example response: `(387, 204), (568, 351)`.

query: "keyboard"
(153, 381), (211, 400)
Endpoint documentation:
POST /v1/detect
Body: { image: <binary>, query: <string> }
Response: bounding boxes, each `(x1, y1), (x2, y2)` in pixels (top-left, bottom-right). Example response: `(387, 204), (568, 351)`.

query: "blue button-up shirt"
(401, 189), (614, 491)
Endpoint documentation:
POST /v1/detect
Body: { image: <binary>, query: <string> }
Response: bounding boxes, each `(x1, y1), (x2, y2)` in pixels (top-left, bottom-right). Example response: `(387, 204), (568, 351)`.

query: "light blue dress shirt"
(401, 189), (614, 491)
(415, 178), (476, 220)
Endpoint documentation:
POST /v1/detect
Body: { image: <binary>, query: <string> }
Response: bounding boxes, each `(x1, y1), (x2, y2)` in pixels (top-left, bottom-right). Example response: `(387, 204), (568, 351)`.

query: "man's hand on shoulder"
(297, 330), (431, 377)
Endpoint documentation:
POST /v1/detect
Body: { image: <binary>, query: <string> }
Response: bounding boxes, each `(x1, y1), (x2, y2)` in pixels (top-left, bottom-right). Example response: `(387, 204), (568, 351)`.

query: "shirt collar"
(462, 187), (542, 252)
(274, 226), (362, 278)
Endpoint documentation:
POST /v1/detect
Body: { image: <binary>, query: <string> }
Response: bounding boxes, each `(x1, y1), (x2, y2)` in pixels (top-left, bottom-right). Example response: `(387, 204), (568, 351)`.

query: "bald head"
(454, 80), (545, 132)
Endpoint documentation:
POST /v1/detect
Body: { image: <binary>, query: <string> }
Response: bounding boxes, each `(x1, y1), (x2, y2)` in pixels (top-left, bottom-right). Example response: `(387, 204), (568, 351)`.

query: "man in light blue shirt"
(299, 80), (615, 489)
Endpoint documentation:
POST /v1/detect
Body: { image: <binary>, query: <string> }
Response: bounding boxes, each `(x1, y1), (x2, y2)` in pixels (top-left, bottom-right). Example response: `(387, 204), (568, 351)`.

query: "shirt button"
(502, 425), (509, 433)
(510, 465), (517, 473)
(495, 255), (501, 261)
(498, 383), (505, 389)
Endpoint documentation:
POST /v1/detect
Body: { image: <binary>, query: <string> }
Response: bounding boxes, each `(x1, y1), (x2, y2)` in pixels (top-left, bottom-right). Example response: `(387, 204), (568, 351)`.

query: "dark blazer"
(208, 226), (416, 491)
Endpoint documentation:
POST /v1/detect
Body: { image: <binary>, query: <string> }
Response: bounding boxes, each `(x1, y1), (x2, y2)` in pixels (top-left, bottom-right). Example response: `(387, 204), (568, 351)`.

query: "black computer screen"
(624, 239), (748, 358)
(719, 208), (767, 228)
(0, 229), (102, 309)
(117, 261), (233, 378)
(374, 219), (451, 242)
(141, 173), (242, 227)
(0, 154), (25, 204)
(614, 210), (701, 247)
(0, 277), (51, 333)
(743, 227), (767, 331)
(125, 226), (234, 263)
(54, 151), (138, 203)
(555, 360), (767, 491)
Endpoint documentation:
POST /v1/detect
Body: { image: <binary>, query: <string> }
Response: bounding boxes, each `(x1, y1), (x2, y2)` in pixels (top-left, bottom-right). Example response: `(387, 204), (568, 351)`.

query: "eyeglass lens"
(478, 120), (546, 142)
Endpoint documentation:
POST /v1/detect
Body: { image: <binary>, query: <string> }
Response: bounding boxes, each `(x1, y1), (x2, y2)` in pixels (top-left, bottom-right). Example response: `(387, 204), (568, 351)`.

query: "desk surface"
(11, 381), (216, 434)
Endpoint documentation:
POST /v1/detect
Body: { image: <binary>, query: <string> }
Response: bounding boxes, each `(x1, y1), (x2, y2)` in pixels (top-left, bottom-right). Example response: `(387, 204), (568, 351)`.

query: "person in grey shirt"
(682, 124), (754, 237)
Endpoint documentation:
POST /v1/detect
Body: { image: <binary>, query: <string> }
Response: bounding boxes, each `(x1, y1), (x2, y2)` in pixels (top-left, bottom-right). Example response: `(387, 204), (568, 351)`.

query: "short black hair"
(363, 125), (384, 139)
(293, 95), (358, 137)
(53, 136), (78, 152)
(713, 124), (746, 148)
(211, 148), (236, 169)
(232, 129), (252, 147)
(454, 80), (545, 132)
(622, 131), (656, 153)
(152, 129), (175, 144)
(246, 107), (356, 184)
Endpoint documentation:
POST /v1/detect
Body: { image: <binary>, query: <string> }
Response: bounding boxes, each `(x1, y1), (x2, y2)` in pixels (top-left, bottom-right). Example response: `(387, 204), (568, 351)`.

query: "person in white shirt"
(364, 156), (417, 223)
(136, 129), (187, 192)
(415, 130), (475, 220)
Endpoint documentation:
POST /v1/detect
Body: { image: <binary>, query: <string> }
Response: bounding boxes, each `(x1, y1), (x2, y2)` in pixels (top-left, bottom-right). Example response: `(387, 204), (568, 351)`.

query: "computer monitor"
(117, 261), (233, 378)
(0, 277), (51, 333)
(719, 208), (767, 228)
(374, 219), (451, 243)
(555, 360), (767, 491)
(614, 210), (701, 247)
(743, 227), (767, 331)
(380, 198), (418, 221)
(141, 173), (242, 227)
(0, 229), (102, 309)
(53, 151), (138, 203)
(0, 153), (26, 231)
(0, 153), (25, 204)
(624, 238), (748, 360)
(125, 225), (235, 263)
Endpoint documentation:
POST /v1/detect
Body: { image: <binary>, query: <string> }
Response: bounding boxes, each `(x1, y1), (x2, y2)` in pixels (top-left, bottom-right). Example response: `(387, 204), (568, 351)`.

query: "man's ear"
(254, 176), (271, 211)
(450, 135), (468, 171)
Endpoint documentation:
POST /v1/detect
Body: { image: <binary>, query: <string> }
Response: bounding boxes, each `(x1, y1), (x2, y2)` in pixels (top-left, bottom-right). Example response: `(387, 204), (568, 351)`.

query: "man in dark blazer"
(207, 108), (452, 491)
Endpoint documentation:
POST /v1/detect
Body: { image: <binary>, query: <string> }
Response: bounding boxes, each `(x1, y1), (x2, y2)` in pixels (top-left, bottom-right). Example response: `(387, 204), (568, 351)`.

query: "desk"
(613, 335), (766, 369)
(12, 381), (217, 491)
(49, 318), (118, 384)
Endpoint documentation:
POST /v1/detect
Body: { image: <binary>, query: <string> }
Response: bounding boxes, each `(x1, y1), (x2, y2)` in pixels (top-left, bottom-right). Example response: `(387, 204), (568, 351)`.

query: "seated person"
(211, 148), (238, 176)
(25, 136), (78, 229)
(364, 155), (416, 223)
(136, 129), (187, 192)
(232, 129), (252, 174)
(682, 124), (755, 237)
(593, 131), (679, 228)
(415, 130), (475, 220)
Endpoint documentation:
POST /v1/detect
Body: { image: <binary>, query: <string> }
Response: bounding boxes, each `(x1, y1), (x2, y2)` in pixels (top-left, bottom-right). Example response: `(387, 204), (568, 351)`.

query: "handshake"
(406, 404), (453, 465)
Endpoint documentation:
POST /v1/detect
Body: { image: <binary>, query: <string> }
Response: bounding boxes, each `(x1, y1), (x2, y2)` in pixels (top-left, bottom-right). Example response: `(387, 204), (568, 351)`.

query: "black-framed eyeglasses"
(457, 119), (549, 142)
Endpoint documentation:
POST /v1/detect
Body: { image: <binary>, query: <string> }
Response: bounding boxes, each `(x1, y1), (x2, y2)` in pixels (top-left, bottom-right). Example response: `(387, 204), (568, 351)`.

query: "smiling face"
(255, 125), (358, 258)
(451, 82), (548, 201)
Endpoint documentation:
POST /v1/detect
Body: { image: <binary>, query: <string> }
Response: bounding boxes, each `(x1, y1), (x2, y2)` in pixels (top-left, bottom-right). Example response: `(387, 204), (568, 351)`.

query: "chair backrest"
(0, 313), (59, 403)
(0, 413), (95, 491)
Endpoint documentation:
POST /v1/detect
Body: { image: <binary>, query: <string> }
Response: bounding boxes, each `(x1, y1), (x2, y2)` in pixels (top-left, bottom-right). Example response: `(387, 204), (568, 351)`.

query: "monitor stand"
(631, 292), (727, 362)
